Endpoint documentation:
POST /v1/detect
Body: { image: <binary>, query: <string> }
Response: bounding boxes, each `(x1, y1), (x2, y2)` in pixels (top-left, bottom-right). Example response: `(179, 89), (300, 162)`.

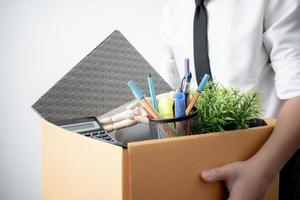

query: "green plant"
(192, 80), (263, 134)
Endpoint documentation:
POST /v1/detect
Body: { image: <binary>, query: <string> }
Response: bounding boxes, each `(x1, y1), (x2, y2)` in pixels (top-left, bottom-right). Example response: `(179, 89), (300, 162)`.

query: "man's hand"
(201, 160), (273, 200)
(201, 96), (300, 200)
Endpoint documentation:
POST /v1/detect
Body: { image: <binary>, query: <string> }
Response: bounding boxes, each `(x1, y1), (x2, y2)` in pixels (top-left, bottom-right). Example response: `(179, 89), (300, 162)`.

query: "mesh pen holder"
(148, 107), (200, 139)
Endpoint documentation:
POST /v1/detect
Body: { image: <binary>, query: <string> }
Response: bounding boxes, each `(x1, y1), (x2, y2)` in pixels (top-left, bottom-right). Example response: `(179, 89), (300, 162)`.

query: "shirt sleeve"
(160, 2), (181, 90)
(263, 0), (300, 100)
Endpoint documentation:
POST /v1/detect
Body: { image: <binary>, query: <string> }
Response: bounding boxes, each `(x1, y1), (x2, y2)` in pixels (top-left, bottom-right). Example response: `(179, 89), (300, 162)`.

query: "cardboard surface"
(41, 120), (127, 200)
(128, 119), (278, 200)
(41, 119), (278, 200)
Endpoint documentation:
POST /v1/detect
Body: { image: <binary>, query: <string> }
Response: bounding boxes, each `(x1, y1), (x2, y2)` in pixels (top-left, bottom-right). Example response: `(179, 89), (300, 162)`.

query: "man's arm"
(251, 96), (300, 182)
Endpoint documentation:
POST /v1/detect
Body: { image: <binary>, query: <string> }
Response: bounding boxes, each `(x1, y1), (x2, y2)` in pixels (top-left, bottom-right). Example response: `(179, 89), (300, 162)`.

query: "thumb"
(201, 164), (236, 182)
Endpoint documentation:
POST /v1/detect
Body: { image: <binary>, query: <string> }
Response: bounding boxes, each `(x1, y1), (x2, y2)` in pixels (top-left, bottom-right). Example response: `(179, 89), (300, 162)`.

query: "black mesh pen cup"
(148, 107), (200, 138)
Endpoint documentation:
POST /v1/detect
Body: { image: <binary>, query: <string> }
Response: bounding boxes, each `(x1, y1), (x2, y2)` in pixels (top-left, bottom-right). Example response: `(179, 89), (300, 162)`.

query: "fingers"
(103, 119), (137, 132)
(201, 163), (238, 182)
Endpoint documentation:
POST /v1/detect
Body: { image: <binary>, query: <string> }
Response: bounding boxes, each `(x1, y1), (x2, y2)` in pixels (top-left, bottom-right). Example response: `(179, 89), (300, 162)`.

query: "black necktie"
(194, 0), (211, 85)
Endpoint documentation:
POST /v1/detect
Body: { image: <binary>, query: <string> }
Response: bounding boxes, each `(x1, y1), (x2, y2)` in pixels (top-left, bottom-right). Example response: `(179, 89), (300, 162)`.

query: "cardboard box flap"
(127, 119), (277, 200)
(41, 119), (129, 199)
(32, 30), (171, 122)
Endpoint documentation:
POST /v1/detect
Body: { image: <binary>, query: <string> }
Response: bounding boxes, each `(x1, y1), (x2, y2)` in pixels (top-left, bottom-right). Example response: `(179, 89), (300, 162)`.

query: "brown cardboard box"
(41, 118), (278, 200)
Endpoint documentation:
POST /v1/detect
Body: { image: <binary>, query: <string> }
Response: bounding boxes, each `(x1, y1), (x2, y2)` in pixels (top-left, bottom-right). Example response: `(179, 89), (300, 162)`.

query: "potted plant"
(193, 80), (265, 134)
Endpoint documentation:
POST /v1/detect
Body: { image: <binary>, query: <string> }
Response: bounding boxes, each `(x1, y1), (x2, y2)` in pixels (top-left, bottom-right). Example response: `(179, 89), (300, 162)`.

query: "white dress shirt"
(160, 0), (300, 117)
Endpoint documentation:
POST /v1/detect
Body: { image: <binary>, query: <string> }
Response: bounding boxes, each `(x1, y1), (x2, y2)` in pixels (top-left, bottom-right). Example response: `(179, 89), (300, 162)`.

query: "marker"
(127, 80), (175, 137)
(147, 74), (159, 112)
(185, 74), (210, 115)
(175, 92), (188, 134)
(175, 92), (186, 118)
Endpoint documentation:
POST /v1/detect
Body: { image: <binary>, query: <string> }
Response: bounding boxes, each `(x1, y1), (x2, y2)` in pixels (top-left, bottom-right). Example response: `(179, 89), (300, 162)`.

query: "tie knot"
(195, 0), (204, 6)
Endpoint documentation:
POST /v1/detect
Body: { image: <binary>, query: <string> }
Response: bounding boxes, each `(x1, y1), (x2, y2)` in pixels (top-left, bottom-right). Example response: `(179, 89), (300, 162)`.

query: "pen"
(148, 75), (166, 138)
(181, 58), (192, 93)
(147, 74), (159, 112)
(185, 74), (210, 115)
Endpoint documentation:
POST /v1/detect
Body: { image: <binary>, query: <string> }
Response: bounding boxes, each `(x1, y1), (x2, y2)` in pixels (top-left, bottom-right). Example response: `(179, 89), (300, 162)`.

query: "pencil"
(185, 74), (210, 115)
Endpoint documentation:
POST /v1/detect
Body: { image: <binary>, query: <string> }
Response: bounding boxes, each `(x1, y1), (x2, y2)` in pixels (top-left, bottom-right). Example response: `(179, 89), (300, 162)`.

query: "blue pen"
(147, 74), (159, 112)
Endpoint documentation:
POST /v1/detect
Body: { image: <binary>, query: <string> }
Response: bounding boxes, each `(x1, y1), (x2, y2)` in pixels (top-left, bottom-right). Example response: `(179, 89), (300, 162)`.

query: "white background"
(0, 0), (169, 199)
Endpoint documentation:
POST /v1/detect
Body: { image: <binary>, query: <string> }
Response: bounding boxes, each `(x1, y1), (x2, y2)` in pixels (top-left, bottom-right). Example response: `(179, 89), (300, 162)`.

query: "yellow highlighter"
(158, 97), (174, 119)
